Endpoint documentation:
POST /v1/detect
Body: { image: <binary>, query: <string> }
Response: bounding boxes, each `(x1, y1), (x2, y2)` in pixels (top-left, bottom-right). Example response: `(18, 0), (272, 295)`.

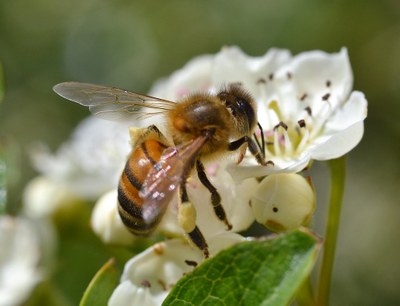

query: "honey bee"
(53, 82), (269, 257)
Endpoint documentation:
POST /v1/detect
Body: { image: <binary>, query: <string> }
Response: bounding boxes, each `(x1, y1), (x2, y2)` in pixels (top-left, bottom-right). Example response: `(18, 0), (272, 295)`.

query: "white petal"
(207, 232), (245, 257)
(323, 91), (368, 132)
(227, 154), (310, 183)
(311, 121), (365, 160)
(120, 239), (202, 298)
(150, 54), (215, 100)
(0, 216), (42, 306)
(212, 46), (292, 94)
(310, 91), (367, 160)
(108, 282), (160, 306)
(187, 161), (257, 237)
(276, 48), (353, 116)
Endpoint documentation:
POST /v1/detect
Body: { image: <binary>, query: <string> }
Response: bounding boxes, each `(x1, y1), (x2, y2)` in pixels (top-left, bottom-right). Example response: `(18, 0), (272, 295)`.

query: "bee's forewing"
(140, 136), (208, 223)
(53, 81), (176, 121)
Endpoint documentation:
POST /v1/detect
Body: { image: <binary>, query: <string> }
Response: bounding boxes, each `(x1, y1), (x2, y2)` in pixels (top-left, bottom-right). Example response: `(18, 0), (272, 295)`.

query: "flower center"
(255, 77), (334, 159)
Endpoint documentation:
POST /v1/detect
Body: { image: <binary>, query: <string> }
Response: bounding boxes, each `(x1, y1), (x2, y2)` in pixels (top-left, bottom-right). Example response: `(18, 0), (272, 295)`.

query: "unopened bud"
(251, 173), (315, 232)
(91, 190), (135, 245)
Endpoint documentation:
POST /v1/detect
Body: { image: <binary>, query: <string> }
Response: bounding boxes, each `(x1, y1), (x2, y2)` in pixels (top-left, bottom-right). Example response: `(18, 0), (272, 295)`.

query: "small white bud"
(91, 190), (135, 245)
(22, 176), (80, 218)
(251, 173), (315, 232)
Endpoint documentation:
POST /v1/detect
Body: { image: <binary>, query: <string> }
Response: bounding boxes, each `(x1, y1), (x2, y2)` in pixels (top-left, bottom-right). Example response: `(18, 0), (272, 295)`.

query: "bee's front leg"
(228, 136), (274, 166)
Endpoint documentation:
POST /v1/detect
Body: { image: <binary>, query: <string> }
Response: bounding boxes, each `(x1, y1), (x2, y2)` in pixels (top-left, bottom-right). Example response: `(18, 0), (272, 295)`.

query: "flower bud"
(91, 190), (135, 245)
(23, 176), (81, 218)
(251, 173), (315, 232)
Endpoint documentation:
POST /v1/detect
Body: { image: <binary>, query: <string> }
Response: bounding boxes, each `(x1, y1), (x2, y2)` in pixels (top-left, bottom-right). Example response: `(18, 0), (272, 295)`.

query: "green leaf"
(79, 258), (120, 306)
(163, 229), (320, 306)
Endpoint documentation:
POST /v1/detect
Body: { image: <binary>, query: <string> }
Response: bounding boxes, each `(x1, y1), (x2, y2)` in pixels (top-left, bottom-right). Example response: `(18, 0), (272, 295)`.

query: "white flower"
(23, 116), (135, 219)
(22, 176), (80, 218)
(109, 236), (244, 306)
(32, 46), (367, 305)
(0, 216), (42, 306)
(30, 116), (132, 200)
(150, 46), (368, 181)
(108, 239), (202, 306)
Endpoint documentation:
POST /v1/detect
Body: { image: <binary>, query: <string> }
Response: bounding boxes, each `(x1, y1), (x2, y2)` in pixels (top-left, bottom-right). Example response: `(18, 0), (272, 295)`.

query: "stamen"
(310, 102), (331, 139)
(322, 93), (331, 101)
(158, 279), (168, 291)
(269, 100), (283, 121)
(304, 106), (312, 117)
(269, 73), (274, 81)
(140, 280), (151, 288)
(298, 119), (306, 128)
(296, 127), (310, 154)
(300, 93), (308, 101)
(273, 127), (282, 156)
(274, 121), (288, 131)
(282, 127), (293, 155)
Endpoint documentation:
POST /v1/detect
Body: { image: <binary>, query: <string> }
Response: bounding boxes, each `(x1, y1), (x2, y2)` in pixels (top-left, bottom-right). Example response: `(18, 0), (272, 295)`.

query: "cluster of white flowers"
(23, 46), (367, 305)
(0, 216), (44, 306)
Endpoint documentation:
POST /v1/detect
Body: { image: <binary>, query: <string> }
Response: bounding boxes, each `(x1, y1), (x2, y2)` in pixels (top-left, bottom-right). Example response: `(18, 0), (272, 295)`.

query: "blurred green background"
(1, 0), (399, 305)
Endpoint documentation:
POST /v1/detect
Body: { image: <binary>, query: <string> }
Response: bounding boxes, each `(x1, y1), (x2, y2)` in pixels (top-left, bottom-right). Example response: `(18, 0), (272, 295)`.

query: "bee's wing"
(53, 82), (176, 121)
(139, 136), (208, 224)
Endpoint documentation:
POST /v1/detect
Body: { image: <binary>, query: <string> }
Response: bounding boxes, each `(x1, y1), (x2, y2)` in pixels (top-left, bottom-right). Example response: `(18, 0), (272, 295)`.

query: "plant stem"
(316, 156), (346, 305)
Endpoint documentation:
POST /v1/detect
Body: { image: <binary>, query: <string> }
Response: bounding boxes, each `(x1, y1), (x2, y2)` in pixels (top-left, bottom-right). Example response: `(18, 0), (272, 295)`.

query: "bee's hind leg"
(179, 184), (209, 258)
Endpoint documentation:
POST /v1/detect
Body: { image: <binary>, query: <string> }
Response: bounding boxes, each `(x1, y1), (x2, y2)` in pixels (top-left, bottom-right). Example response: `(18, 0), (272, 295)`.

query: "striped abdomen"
(118, 139), (167, 236)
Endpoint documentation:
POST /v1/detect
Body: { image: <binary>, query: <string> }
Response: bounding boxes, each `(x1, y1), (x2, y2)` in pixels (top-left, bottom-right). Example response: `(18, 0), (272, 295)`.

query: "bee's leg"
(229, 136), (274, 166)
(196, 160), (233, 230)
(179, 184), (209, 258)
